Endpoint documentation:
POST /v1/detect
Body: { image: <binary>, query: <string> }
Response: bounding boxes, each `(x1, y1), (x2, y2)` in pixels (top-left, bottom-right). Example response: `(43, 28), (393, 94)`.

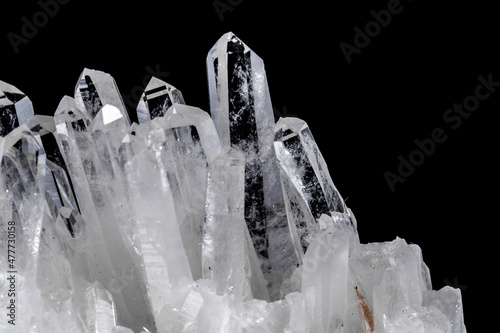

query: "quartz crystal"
(0, 33), (466, 332)
(207, 32), (300, 300)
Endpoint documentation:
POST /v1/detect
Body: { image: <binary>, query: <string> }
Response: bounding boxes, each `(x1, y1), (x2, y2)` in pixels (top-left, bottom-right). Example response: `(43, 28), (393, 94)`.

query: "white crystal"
(301, 228), (350, 331)
(423, 287), (466, 333)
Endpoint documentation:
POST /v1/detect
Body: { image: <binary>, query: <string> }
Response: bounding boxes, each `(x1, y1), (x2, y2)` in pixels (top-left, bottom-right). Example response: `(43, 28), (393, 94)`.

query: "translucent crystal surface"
(0, 33), (466, 333)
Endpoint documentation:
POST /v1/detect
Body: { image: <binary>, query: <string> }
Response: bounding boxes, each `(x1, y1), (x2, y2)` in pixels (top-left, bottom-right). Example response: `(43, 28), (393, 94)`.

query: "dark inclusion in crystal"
(226, 36), (269, 259)
(282, 134), (332, 219)
(79, 75), (103, 119)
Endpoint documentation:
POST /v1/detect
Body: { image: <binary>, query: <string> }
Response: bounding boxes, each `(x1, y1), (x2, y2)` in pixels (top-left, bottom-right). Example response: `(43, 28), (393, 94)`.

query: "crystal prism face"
(274, 117), (358, 254)
(137, 77), (185, 124)
(0, 33), (466, 333)
(275, 117), (346, 216)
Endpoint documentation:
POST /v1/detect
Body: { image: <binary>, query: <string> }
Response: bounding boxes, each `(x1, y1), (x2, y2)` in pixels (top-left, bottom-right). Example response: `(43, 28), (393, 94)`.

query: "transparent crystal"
(207, 32), (300, 300)
(137, 77), (185, 124)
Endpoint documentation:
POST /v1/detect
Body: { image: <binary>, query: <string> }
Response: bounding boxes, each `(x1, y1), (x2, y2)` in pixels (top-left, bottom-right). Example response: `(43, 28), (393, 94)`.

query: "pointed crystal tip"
(0, 80), (34, 137)
(0, 80), (25, 106)
(74, 68), (129, 124)
(136, 77), (185, 124)
(275, 117), (307, 136)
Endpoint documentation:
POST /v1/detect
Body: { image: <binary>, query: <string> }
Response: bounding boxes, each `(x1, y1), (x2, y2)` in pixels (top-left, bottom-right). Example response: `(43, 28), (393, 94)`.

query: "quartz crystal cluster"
(0, 32), (466, 333)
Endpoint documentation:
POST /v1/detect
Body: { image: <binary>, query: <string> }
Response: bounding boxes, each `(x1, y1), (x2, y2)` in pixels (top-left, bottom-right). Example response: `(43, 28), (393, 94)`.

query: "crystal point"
(0, 80), (34, 137)
(137, 77), (185, 124)
(74, 68), (129, 124)
(202, 146), (269, 302)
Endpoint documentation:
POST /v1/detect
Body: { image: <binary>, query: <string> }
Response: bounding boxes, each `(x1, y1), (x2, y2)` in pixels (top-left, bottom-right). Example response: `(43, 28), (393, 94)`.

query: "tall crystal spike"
(207, 31), (300, 300)
(0, 80), (35, 137)
(137, 77), (185, 124)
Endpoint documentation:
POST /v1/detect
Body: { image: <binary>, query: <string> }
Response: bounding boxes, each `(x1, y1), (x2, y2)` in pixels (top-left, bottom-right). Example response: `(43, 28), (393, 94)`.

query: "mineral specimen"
(0, 32), (466, 332)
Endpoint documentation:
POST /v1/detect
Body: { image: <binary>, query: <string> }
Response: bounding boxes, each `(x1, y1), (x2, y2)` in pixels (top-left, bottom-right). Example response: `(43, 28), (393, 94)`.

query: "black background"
(1, 0), (497, 330)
